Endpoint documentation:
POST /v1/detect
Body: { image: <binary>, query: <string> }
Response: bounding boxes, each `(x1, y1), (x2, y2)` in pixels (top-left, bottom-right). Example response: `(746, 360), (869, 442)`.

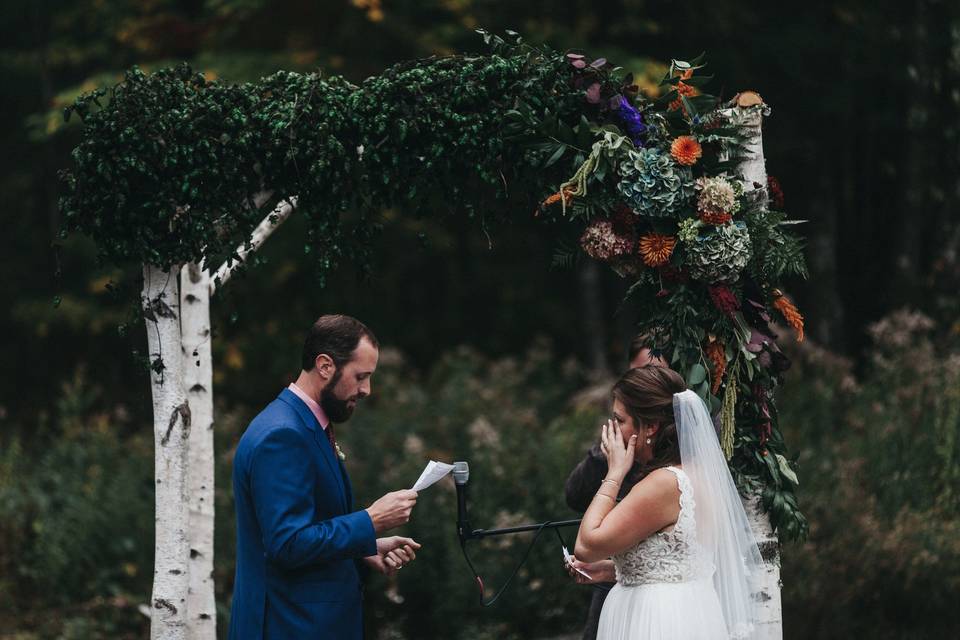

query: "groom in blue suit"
(229, 315), (420, 639)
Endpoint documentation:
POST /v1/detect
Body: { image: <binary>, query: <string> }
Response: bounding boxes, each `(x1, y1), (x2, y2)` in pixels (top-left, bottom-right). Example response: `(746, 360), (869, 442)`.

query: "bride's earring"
(645, 437), (652, 445)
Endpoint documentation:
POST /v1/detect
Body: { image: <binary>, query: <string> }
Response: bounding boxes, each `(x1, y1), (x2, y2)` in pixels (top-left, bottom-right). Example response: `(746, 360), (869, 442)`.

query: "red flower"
(660, 265), (689, 283)
(754, 383), (772, 445)
(611, 204), (637, 236)
(709, 285), (741, 318)
(767, 176), (785, 209)
(699, 210), (733, 225)
(705, 340), (726, 395)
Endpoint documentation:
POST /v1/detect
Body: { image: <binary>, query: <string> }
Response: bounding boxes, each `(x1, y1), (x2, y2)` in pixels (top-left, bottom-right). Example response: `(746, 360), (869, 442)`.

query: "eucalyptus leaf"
(543, 145), (566, 168)
(687, 363), (707, 386)
(775, 454), (799, 486)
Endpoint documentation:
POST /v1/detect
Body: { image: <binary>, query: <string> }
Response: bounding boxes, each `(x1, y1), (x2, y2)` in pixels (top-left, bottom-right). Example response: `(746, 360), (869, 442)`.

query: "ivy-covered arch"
(61, 31), (806, 639)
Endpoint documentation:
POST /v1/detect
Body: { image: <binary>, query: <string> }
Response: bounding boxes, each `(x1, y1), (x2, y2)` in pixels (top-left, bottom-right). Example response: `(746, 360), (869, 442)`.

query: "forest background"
(1, 0), (959, 638)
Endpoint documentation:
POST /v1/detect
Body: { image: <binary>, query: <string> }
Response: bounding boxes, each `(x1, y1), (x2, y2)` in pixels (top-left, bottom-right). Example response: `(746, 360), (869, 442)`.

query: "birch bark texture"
(142, 263), (191, 640)
(180, 263), (216, 639)
(729, 94), (784, 640)
(175, 197), (295, 640)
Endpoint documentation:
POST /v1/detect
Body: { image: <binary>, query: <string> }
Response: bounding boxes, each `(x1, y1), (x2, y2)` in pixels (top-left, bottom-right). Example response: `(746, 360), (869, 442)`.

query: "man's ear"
(314, 354), (336, 381)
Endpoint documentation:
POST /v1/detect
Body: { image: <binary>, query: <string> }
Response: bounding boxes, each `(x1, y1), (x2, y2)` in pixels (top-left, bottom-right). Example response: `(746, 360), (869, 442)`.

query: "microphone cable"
(458, 521), (555, 607)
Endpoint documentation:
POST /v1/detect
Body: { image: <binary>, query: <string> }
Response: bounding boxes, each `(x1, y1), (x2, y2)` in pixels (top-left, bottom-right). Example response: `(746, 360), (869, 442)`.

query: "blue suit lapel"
(278, 389), (348, 513)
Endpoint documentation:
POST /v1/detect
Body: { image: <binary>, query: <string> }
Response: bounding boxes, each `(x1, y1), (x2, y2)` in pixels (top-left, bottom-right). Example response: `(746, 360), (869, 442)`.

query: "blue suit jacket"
(229, 388), (377, 640)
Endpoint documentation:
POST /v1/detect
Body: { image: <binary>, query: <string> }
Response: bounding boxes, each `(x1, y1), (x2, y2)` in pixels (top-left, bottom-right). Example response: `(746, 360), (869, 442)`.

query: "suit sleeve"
(250, 426), (377, 570)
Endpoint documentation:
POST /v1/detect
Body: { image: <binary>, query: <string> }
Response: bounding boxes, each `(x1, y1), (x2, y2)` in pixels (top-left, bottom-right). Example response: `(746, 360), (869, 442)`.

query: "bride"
(571, 366), (764, 640)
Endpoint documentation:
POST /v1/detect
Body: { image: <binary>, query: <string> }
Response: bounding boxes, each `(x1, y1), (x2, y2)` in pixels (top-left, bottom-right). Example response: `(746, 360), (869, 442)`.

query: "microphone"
(453, 461), (470, 542)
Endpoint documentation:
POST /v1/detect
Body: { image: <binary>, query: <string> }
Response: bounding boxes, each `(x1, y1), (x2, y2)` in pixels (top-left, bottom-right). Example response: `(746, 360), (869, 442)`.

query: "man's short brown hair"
(302, 315), (379, 371)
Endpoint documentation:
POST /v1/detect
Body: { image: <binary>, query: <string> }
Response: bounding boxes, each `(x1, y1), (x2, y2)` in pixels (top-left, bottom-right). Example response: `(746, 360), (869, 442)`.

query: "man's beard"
(320, 373), (357, 423)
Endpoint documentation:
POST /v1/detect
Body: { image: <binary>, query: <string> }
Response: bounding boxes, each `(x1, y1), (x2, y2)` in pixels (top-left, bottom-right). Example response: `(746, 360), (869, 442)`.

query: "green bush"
(4, 317), (959, 638)
(779, 309), (960, 638)
(0, 374), (153, 638)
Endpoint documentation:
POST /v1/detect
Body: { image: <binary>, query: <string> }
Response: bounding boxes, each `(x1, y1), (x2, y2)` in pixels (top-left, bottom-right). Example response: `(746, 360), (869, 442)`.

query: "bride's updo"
(612, 365), (687, 472)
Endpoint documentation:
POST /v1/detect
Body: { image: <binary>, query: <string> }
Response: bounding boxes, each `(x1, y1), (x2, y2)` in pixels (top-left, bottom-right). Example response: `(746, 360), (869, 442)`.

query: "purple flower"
(615, 96), (646, 146)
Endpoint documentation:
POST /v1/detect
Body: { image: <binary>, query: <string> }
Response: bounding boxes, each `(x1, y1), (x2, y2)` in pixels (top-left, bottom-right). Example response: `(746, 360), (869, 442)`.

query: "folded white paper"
(562, 545), (591, 579)
(411, 460), (454, 492)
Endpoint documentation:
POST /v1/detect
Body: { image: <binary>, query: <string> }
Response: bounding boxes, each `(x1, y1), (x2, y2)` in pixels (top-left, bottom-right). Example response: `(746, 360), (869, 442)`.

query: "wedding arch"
(60, 31), (807, 640)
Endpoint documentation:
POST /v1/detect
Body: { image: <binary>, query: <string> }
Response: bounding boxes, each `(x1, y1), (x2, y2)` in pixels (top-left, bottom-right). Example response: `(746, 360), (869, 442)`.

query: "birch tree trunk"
(729, 94), (784, 639)
(180, 263), (216, 640)
(175, 197), (295, 637)
(142, 263), (191, 640)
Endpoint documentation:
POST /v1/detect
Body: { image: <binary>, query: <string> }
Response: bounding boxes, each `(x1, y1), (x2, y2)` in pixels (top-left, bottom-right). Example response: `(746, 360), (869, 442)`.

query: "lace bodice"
(612, 466), (715, 586)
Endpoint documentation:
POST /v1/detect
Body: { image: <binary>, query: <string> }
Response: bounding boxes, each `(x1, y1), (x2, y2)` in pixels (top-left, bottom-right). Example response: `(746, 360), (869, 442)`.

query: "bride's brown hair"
(612, 365), (687, 473)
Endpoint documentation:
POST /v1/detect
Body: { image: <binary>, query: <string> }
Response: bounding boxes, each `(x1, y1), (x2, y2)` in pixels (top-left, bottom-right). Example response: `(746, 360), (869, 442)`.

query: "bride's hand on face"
(599, 418), (637, 481)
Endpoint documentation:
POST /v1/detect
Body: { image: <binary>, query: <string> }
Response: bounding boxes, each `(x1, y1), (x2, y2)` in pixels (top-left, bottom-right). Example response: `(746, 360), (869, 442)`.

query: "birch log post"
(142, 263), (191, 640)
(730, 92), (784, 640)
(175, 197), (296, 639)
(180, 263), (216, 639)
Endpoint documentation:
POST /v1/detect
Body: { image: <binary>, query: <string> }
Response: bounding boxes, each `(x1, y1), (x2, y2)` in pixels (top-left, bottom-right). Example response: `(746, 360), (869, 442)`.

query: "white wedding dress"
(596, 466), (730, 640)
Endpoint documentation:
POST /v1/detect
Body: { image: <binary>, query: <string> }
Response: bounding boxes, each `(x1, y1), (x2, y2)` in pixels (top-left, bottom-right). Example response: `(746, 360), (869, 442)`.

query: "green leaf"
(683, 75), (715, 88)
(543, 145), (566, 168)
(772, 490), (785, 515)
(695, 380), (710, 399)
(680, 95), (698, 118)
(763, 453), (781, 488)
(687, 363), (707, 386)
(709, 394), (721, 413)
(775, 454), (799, 486)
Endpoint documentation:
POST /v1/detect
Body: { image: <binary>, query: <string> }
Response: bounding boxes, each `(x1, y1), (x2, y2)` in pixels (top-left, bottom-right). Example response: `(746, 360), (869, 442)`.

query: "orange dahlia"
(705, 340), (726, 395)
(670, 136), (702, 166)
(638, 233), (677, 267)
(772, 290), (805, 342)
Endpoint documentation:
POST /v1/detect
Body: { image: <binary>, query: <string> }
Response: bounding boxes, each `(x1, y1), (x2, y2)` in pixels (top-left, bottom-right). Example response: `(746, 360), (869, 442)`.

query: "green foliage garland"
(60, 33), (585, 276)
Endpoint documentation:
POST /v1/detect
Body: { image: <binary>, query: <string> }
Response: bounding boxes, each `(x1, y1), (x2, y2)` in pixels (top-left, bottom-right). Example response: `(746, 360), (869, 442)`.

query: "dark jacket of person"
(564, 443), (645, 640)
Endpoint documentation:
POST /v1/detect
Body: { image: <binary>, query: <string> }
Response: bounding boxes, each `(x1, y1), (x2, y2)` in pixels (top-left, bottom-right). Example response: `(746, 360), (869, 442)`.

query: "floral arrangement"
(538, 54), (809, 540)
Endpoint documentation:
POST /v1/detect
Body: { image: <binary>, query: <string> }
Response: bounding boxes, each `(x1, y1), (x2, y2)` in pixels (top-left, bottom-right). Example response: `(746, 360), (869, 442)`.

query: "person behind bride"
(569, 366), (765, 639)
(563, 332), (668, 640)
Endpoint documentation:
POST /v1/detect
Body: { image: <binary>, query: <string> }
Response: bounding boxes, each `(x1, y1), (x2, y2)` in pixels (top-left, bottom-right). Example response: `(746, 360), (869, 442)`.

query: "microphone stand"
(452, 461), (582, 606)
(464, 519), (581, 540)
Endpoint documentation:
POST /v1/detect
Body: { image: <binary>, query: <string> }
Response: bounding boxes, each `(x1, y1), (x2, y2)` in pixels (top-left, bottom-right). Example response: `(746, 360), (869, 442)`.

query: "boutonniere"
(335, 442), (346, 461)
